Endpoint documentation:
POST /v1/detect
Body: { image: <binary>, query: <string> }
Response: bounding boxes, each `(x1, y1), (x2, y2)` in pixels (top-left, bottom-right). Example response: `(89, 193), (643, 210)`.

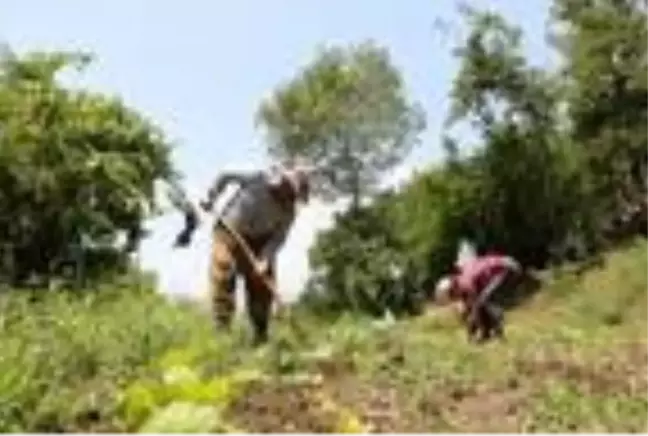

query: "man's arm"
(500, 256), (521, 273)
(200, 170), (263, 211)
(258, 218), (292, 270)
(167, 181), (200, 248)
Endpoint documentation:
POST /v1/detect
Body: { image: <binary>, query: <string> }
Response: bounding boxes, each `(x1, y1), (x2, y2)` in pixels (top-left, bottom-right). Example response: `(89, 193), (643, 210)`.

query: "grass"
(0, 238), (646, 432)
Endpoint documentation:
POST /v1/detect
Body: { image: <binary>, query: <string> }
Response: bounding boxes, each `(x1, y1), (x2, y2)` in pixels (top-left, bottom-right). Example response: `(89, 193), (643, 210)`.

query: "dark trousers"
(465, 302), (504, 342)
(209, 225), (274, 345)
(464, 272), (510, 343)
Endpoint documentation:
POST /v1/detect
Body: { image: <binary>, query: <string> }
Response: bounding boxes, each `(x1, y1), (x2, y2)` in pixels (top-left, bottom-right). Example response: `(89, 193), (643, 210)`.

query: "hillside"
(0, 239), (646, 433)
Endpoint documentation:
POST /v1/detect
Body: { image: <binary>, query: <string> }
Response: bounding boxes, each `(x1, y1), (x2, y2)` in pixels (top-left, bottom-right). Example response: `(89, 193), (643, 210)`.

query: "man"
(435, 252), (521, 343)
(193, 164), (310, 345)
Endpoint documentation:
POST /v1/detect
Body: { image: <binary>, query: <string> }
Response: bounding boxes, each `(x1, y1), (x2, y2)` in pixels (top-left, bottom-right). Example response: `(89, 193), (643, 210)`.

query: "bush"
(0, 282), (212, 432)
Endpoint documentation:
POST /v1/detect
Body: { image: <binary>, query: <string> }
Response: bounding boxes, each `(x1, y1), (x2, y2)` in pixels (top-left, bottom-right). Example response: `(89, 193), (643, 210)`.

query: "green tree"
(388, 163), (477, 281)
(256, 41), (426, 210)
(305, 193), (404, 316)
(443, 8), (584, 266)
(0, 49), (185, 286)
(298, 2), (648, 317)
(550, 0), (647, 235)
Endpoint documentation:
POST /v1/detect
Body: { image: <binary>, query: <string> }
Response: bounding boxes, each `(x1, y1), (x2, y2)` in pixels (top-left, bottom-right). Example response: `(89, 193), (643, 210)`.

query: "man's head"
(284, 168), (310, 203)
(270, 163), (313, 203)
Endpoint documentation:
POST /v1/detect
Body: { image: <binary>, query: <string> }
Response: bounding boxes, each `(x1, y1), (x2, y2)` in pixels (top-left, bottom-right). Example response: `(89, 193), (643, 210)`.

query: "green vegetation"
(298, 0), (647, 315)
(0, 0), (645, 432)
(257, 41), (426, 209)
(0, 239), (645, 432)
(0, 49), (189, 287)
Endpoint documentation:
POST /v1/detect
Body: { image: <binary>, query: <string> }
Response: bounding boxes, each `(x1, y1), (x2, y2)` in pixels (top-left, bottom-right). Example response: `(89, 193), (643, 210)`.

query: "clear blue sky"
(1, 0), (551, 303)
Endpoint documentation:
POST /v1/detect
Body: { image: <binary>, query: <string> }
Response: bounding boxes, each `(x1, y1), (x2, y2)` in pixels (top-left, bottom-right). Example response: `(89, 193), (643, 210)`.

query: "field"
(0, 239), (646, 433)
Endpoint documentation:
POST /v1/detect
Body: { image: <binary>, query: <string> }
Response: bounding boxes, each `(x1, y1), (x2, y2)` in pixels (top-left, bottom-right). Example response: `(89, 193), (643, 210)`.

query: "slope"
(0, 239), (645, 432)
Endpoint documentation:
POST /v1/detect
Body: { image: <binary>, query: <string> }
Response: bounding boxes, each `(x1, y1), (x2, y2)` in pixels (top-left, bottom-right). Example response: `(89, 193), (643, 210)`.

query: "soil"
(225, 340), (648, 432)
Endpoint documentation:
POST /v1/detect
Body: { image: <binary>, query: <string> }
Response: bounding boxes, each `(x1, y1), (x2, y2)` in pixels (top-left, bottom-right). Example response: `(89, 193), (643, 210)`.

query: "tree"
(388, 163), (477, 281)
(302, 191), (428, 317)
(256, 41), (426, 210)
(0, 48), (185, 287)
(297, 2), (647, 318)
(442, 8), (586, 267)
(550, 0), (648, 236)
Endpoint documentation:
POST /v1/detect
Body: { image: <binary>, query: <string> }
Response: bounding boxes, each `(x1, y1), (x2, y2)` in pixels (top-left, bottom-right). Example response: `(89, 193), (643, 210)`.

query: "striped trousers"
(209, 223), (275, 344)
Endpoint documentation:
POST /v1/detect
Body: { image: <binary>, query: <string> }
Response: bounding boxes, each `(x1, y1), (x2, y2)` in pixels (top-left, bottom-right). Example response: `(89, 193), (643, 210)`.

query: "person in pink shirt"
(435, 253), (522, 343)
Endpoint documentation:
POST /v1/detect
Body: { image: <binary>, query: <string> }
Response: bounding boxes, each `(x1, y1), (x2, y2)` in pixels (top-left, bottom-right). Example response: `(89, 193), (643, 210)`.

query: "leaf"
(137, 401), (233, 433)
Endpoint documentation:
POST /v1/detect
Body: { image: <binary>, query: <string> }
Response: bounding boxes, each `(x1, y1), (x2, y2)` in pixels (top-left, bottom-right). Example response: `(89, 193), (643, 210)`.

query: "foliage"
(0, 49), (183, 286)
(550, 0), (648, 227)
(303, 1), (647, 315)
(1, 0), (646, 431)
(256, 40), (426, 209)
(119, 360), (256, 431)
(429, 7), (587, 267)
(388, 165), (478, 277)
(0, 282), (205, 432)
(1, 240), (645, 432)
(138, 402), (240, 433)
(302, 192), (428, 318)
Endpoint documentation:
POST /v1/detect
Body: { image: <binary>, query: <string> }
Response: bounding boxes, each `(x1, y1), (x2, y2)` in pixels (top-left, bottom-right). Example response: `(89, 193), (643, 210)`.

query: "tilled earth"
(225, 340), (648, 433)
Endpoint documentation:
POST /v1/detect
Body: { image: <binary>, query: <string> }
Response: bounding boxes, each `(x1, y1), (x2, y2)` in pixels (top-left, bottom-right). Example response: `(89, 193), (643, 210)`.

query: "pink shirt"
(454, 254), (513, 301)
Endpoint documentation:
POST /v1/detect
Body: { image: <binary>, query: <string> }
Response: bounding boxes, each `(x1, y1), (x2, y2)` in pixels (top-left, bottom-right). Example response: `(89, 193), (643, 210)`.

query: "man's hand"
(503, 256), (522, 273)
(173, 230), (191, 248)
(200, 199), (213, 212)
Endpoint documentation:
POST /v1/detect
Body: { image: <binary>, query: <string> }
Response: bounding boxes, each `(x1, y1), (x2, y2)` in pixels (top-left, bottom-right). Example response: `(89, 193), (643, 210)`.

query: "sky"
(1, 0), (551, 305)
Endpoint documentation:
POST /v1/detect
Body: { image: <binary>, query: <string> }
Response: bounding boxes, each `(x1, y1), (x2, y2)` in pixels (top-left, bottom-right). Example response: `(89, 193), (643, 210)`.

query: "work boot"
(251, 321), (269, 347)
(212, 312), (233, 335)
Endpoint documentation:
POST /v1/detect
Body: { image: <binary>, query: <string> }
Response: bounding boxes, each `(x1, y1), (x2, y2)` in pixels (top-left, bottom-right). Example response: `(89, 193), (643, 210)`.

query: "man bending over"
(176, 164), (311, 345)
(435, 252), (522, 343)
